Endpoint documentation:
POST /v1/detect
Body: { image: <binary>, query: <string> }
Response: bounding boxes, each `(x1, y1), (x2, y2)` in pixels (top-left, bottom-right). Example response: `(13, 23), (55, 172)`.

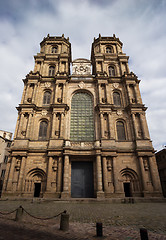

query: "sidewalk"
(0, 199), (165, 239)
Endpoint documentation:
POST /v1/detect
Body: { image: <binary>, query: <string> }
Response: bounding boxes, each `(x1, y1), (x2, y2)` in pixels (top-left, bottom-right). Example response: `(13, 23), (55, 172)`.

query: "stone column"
(133, 84), (139, 104)
(26, 113), (32, 139)
(105, 84), (111, 103)
(32, 83), (37, 103)
(57, 156), (63, 193)
(108, 112), (114, 139)
(138, 156), (147, 192)
(112, 156), (121, 193)
(126, 84), (131, 104)
(61, 155), (69, 198)
(24, 84), (30, 103)
(139, 113), (150, 139)
(102, 157), (109, 193)
(98, 84), (102, 103)
(46, 157), (53, 192)
(17, 157), (26, 192)
(18, 113), (24, 138)
(51, 112), (57, 138)
(148, 156), (160, 191)
(6, 157), (16, 191)
(62, 83), (66, 103)
(2, 157), (12, 192)
(60, 113), (64, 138)
(100, 113), (105, 139)
(96, 155), (104, 197)
(131, 113), (138, 139)
(126, 62), (130, 74)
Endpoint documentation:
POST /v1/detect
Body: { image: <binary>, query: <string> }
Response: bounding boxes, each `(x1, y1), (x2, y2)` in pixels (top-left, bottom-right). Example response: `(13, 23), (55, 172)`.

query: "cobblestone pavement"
(0, 199), (166, 239)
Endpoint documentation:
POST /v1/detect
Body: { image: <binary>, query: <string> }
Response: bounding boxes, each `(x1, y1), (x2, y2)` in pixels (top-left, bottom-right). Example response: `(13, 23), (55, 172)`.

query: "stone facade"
(0, 130), (12, 196)
(2, 34), (162, 198)
(156, 148), (166, 197)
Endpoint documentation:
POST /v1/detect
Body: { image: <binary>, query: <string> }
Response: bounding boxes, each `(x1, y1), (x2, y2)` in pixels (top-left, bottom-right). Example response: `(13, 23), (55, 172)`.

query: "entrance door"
(34, 183), (41, 197)
(71, 161), (94, 198)
(124, 182), (131, 197)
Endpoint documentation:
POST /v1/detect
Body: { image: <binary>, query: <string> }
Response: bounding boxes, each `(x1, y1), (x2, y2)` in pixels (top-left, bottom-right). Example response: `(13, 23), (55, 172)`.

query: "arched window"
(51, 46), (58, 53)
(113, 92), (121, 106)
(106, 46), (113, 53)
(49, 66), (55, 76)
(108, 66), (115, 77)
(39, 121), (48, 139)
(116, 121), (126, 140)
(70, 92), (94, 141)
(43, 91), (51, 105)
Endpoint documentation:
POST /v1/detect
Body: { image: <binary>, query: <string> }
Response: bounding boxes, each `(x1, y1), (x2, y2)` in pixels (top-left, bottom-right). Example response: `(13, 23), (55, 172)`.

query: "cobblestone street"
(0, 199), (166, 239)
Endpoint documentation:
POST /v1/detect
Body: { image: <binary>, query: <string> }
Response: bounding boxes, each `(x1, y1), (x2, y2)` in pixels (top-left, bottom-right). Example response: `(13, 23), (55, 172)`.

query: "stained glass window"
(70, 92), (94, 141)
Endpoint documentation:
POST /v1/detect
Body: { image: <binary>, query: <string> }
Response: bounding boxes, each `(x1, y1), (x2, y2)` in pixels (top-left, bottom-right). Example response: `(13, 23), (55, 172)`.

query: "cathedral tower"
(2, 34), (162, 198)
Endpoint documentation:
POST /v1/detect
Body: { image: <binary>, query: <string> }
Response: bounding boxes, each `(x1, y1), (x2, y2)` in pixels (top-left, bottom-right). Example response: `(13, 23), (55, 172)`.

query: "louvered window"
(113, 92), (121, 106)
(39, 121), (48, 139)
(117, 121), (126, 140)
(49, 66), (55, 76)
(108, 66), (115, 77)
(52, 46), (58, 53)
(106, 46), (113, 53)
(43, 91), (51, 105)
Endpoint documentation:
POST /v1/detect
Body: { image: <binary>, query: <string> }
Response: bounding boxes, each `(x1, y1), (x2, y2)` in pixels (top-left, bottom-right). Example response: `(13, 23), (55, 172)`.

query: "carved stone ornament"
(72, 59), (91, 75)
(44, 82), (51, 88)
(117, 110), (123, 116)
(41, 110), (48, 116)
(113, 83), (119, 89)
(78, 81), (85, 89)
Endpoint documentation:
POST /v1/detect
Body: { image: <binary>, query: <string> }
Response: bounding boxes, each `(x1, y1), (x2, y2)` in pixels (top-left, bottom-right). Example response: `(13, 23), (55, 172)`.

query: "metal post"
(140, 228), (149, 240)
(60, 211), (69, 231)
(96, 222), (103, 237)
(15, 206), (23, 221)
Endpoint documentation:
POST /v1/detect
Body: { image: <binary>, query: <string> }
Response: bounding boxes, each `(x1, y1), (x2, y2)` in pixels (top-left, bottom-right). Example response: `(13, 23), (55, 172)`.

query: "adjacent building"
(156, 148), (166, 197)
(0, 130), (12, 196)
(2, 34), (162, 198)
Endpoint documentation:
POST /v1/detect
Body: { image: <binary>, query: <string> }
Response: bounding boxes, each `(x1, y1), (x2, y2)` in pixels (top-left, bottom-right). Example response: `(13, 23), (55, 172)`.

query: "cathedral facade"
(2, 34), (162, 198)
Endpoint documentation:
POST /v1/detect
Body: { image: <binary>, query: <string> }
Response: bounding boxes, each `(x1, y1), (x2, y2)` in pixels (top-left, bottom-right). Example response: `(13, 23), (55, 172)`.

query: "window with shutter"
(43, 92), (51, 105)
(113, 92), (121, 106)
(117, 121), (126, 140)
(39, 121), (48, 139)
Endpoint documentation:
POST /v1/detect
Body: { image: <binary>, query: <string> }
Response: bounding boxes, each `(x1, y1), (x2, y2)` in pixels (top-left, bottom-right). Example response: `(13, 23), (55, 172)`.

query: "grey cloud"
(0, 0), (166, 151)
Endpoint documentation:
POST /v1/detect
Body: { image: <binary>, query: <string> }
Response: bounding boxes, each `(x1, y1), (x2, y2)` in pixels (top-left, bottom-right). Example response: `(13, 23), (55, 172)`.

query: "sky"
(0, 0), (166, 151)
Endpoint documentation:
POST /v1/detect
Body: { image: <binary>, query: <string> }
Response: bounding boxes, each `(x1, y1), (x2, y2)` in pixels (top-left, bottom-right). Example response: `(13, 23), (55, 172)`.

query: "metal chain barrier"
(22, 206), (66, 220)
(0, 208), (18, 215)
(0, 206), (66, 220)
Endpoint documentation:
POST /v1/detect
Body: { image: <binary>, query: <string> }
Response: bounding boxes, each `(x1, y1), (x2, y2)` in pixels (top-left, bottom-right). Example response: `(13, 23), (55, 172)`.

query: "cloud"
(0, 0), (166, 150)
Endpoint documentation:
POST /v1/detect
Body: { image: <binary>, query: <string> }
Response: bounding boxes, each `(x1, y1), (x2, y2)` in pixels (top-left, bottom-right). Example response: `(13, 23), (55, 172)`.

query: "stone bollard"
(15, 206), (23, 221)
(96, 222), (103, 237)
(60, 211), (69, 231)
(140, 228), (149, 240)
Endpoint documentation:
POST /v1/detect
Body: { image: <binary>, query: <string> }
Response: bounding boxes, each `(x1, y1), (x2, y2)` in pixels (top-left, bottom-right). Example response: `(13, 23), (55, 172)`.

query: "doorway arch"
(26, 168), (47, 198)
(120, 168), (140, 197)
